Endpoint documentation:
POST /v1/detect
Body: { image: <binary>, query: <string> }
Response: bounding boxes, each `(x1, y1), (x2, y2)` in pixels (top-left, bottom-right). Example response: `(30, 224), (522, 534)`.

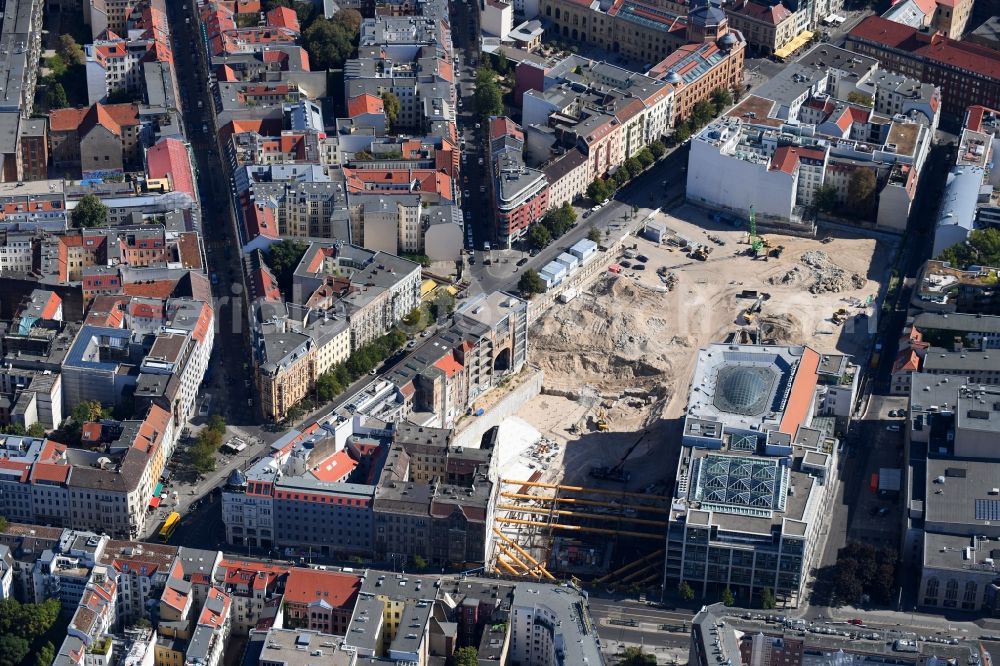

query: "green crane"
(749, 205), (763, 256)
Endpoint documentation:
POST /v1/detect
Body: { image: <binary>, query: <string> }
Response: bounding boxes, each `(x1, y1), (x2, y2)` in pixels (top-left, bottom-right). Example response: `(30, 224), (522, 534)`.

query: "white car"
(478, 157), (484, 165)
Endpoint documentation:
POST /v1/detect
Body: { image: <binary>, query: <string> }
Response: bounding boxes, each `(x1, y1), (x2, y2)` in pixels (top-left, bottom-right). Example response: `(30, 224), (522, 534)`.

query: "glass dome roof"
(713, 365), (775, 416)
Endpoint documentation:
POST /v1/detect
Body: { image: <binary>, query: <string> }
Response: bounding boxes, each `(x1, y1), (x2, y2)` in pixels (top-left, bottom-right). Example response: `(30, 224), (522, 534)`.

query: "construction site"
(489, 203), (894, 591)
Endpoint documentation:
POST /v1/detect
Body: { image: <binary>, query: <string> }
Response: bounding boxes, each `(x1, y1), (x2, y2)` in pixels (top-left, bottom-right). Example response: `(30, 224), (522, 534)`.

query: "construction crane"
(749, 205), (763, 256)
(590, 430), (649, 483)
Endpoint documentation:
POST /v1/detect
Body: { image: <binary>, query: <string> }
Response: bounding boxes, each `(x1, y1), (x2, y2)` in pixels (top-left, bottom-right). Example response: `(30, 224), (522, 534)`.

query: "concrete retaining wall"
(453, 368), (544, 448)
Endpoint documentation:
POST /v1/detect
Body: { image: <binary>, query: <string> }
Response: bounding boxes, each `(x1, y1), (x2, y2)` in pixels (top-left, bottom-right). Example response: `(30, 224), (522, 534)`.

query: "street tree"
(760, 587), (776, 609)
(624, 156), (643, 177)
(711, 86), (733, 114)
(649, 140), (666, 159)
(71, 194), (108, 228)
(721, 586), (735, 606)
(679, 580), (695, 601)
(637, 147), (655, 169)
(673, 122), (692, 144)
(586, 178), (611, 202)
(517, 269), (545, 295)
(617, 646), (656, 666)
(528, 223), (551, 249)
(612, 167), (630, 188)
(691, 100), (715, 127)
(587, 226), (601, 243)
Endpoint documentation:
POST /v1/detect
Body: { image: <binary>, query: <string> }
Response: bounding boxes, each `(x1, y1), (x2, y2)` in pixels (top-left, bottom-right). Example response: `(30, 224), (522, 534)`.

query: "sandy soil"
(516, 204), (893, 490)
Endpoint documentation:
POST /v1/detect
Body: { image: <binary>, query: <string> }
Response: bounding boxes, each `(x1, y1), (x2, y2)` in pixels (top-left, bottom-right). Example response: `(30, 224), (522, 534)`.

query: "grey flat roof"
(512, 584), (602, 665)
(258, 629), (354, 666)
(923, 347), (1000, 373)
(925, 457), (1000, 530)
(914, 311), (1000, 335)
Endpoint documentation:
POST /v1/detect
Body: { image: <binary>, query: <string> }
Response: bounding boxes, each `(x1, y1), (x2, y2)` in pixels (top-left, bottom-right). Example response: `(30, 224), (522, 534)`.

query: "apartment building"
(250, 242), (418, 421)
(687, 45), (936, 230)
(489, 117), (549, 247)
(280, 567), (361, 635)
(846, 17), (1000, 120)
(48, 103), (143, 176)
(724, 0), (801, 56)
(515, 55), (674, 209)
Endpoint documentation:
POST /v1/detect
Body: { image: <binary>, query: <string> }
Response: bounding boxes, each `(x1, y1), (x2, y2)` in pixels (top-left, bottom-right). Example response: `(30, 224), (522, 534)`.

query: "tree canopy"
(711, 87), (733, 114)
(0, 597), (61, 666)
(833, 541), (897, 605)
(71, 195), (108, 228)
(528, 223), (551, 249)
(617, 647), (656, 666)
(518, 269), (545, 296)
(57, 35), (85, 67)
(847, 168), (877, 217)
(265, 238), (309, 297)
(302, 10), (363, 70)
(474, 68), (504, 119)
(381, 92), (400, 129)
(937, 227), (1000, 269)
(453, 647), (479, 666)
(586, 178), (613, 203)
(814, 184), (838, 213)
(314, 330), (407, 404)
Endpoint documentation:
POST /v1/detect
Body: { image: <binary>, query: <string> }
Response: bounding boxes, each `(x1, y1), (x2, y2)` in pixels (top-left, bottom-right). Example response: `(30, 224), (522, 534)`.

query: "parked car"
(886, 424), (901, 432)
(636, 254), (649, 262)
(848, 619), (864, 626)
(516, 257), (529, 266)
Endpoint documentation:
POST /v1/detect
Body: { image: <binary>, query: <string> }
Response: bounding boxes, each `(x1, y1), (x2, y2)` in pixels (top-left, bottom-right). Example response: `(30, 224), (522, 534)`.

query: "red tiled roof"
(892, 348), (921, 374)
(31, 462), (70, 484)
(79, 103), (140, 137)
(309, 450), (358, 482)
(146, 138), (197, 201)
(123, 280), (176, 299)
(849, 16), (1000, 80)
(283, 568), (360, 609)
(266, 6), (299, 32)
(769, 146), (826, 174)
(81, 422), (103, 443)
(434, 354), (463, 378)
(347, 94), (384, 118)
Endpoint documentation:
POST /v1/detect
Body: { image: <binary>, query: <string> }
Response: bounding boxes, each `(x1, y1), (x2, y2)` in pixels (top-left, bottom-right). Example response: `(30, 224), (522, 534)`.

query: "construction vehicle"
(832, 308), (848, 324)
(589, 431), (649, 483)
(690, 245), (710, 261)
(595, 410), (609, 432)
(769, 244), (784, 258)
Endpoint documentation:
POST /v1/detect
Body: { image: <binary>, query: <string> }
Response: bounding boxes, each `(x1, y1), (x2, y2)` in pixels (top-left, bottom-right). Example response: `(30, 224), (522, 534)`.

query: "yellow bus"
(159, 512), (180, 542)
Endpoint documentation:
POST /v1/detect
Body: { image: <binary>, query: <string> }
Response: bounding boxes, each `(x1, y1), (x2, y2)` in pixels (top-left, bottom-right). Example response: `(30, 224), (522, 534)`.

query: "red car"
(847, 619), (864, 626)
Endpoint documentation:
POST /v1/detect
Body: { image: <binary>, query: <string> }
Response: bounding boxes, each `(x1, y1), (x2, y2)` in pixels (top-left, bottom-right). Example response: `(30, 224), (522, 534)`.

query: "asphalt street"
(465, 144), (690, 295)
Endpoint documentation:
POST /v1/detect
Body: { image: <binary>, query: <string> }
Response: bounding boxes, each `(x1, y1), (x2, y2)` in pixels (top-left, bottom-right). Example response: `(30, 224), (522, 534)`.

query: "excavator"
(590, 431), (649, 483)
